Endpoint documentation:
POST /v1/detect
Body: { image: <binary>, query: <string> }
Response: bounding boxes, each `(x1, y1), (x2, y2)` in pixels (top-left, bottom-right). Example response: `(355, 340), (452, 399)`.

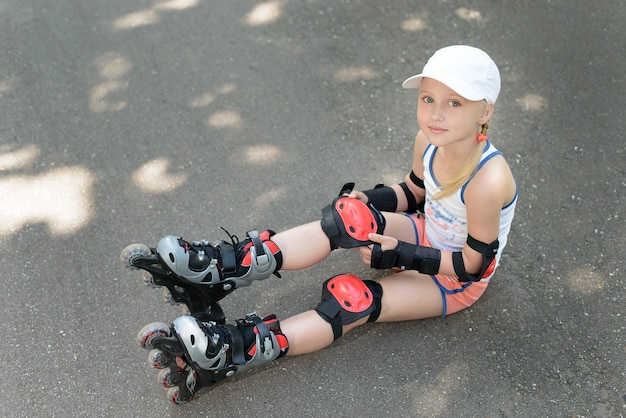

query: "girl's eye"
(448, 100), (461, 107)
(422, 96), (434, 104)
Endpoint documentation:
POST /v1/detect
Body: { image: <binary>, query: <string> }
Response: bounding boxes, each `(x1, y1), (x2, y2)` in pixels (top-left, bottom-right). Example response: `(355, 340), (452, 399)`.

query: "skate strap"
(218, 241), (237, 274)
(246, 230), (270, 267)
(248, 314), (274, 359)
(225, 324), (246, 366)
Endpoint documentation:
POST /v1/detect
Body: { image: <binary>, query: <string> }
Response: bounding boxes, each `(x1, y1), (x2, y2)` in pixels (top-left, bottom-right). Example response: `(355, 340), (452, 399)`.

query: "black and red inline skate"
(119, 229), (282, 322)
(120, 229), (286, 403)
(136, 313), (288, 404)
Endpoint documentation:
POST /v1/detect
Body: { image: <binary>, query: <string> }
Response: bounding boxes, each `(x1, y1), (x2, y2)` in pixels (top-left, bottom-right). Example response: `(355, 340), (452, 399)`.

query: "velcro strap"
(409, 170), (425, 189)
(371, 241), (440, 275)
(467, 234), (499, 256)
(339, 182), (355, 195)
(224, 324), (246, 365)
(248, 314), (273, 358)
(452, 252), (472, 282)
(364, 280), (383, 323)
(452, 235), (499, 282)
(370, 243), (397, 269)
(218, 241), (237, 274)
(399, 182), (419, 213)
(412, 245), (441, 274)
(320, 204), (341, 250)
(314, 300), (342, 340)
(396, 242), (418, 270)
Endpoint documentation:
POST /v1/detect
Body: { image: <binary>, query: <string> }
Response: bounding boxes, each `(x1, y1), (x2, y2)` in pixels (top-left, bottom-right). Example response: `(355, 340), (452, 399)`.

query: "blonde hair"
(433, 122), (489, 200)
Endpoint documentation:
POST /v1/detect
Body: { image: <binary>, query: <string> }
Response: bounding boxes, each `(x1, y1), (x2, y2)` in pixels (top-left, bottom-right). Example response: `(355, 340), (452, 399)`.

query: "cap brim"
(402, 74), (423, 89)
(402, 72), (484, 101)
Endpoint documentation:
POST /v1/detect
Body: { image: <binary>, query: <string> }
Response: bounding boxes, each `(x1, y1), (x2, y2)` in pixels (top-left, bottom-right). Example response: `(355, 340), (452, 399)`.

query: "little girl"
(131, 45), (518, 404)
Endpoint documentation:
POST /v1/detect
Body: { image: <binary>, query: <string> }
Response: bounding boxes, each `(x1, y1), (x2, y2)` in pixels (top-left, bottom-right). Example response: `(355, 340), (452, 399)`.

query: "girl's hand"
(357, 233), (398, 265)
(346, 190), (368, 203)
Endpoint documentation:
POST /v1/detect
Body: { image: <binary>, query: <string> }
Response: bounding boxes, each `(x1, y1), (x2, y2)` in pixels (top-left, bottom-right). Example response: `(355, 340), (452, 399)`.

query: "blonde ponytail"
(433, 122), (489, 200)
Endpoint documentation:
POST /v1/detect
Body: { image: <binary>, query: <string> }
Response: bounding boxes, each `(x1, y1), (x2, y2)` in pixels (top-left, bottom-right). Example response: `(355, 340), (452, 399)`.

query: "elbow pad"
(452, 235), (499, 282)
(371, 241), (441, 275)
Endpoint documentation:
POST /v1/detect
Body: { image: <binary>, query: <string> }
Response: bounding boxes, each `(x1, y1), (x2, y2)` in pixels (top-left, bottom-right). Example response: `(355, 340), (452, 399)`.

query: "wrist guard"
(370, 241), (441, 275)
(363, 184), (397, 212)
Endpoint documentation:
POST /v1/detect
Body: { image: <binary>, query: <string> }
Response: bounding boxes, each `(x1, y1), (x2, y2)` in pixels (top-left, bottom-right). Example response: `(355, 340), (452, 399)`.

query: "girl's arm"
(365, 154), (516, 280)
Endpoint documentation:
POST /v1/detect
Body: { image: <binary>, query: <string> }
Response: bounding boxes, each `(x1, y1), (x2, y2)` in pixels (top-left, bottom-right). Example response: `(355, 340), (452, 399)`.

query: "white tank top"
(422, 141), (517, 275)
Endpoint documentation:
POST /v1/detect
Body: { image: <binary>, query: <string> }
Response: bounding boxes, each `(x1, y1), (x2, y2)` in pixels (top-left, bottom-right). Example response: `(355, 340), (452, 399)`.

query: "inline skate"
(120, 230), (282, 322)
(136, 313), (288, 404)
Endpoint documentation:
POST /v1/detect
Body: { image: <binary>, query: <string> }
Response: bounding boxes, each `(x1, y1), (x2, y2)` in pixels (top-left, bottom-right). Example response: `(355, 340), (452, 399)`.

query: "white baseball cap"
(402, 45), (501, 103)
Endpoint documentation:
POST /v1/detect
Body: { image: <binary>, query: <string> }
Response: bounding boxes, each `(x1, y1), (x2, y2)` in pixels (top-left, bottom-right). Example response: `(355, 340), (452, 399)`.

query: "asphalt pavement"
(1, 1), (624, 417)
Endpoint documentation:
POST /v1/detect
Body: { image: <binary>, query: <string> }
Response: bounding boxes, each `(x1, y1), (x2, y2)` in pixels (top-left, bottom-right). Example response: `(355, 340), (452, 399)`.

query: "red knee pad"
(315, 274), (383, 340)
(321, 196), (386, 250)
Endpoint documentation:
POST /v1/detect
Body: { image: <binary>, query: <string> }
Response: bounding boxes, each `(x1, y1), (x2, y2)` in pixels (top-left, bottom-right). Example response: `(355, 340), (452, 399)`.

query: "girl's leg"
(136, 270), (443, 402)
(280, 310), (335, 355)
(281, 270), (442, 356)
(375, 271), (443, 321)
(380, 212), (421, 243)
(271, 221), (332, 270)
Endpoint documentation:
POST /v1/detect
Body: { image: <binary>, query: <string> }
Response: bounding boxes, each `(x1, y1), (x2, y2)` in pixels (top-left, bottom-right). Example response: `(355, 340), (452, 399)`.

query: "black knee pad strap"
(315, 274), (383, 340)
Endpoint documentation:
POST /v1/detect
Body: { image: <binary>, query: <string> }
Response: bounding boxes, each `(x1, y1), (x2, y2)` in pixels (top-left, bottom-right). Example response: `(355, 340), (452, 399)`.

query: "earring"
(477, 132), (488, 142)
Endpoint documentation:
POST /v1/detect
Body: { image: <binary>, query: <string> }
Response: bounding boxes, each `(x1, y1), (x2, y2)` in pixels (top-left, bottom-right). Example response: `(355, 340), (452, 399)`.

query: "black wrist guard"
(363, 184), (397, 212)
(370, 241), (441, 275)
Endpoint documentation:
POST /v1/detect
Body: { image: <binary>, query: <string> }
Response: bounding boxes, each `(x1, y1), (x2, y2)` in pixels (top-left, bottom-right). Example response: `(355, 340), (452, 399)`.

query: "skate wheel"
(162, 286), (186, 305)
(136, 322), (170, 349)
(120, 243), (151, 269)
(180, 305), (191, 316)
(142, 271), (161, 288)
(148, 349), (171, 369)
(162, 288), (178, 305)
(175, 356), (188, 369)
(167, 386), (192, 405)
(162, 288), (174, 304)
(157, 367), (176, 387)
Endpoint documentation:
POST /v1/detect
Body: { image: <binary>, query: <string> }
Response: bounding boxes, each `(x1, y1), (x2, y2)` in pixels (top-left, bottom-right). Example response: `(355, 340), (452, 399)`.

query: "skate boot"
(120, 230), (282, 321)
(137, 313), (289, 404)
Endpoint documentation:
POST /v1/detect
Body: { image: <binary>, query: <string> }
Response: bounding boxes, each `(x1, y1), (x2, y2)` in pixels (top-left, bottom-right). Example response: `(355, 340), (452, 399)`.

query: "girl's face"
(417, 78), (493, 148)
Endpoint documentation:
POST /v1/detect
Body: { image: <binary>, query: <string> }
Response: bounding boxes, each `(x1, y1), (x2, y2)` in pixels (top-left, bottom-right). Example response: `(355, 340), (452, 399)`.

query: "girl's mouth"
(428, 126), (447, 134)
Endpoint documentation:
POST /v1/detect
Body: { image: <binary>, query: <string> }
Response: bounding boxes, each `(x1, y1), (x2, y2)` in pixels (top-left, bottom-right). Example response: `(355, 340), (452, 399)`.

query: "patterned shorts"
(406, 213), (489, 317)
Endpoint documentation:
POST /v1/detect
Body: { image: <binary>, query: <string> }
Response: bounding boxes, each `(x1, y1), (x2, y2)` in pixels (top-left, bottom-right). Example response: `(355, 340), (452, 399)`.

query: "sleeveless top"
(422, 141), (517, 277)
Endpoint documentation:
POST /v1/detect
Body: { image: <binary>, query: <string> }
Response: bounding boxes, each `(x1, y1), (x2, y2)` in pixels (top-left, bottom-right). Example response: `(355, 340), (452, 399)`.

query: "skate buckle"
(255, 253), (270, 267)
(209, 259), (218, 269)
(247, 230), (269, 267)
(261, 336), (274, 359)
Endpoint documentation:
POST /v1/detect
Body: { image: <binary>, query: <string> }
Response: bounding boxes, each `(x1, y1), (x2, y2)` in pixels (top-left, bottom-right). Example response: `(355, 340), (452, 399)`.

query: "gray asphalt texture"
(1, 1), (624, 417)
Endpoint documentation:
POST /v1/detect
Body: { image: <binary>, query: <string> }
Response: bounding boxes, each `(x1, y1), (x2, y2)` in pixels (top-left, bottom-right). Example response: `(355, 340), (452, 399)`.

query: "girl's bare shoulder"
(466, 154), (516, 207)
